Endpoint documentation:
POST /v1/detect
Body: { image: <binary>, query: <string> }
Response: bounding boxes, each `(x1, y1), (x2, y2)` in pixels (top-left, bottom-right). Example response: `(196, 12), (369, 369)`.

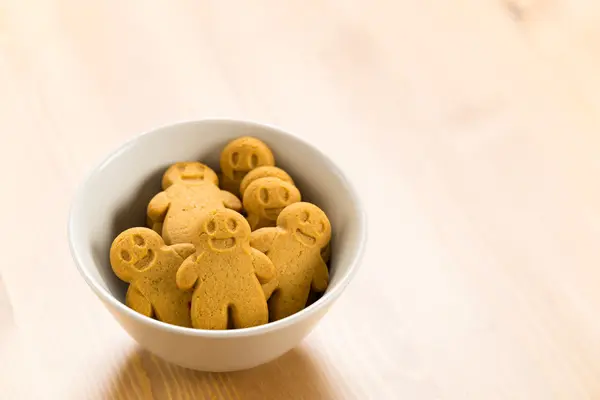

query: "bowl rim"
(68, 118), (367, 338)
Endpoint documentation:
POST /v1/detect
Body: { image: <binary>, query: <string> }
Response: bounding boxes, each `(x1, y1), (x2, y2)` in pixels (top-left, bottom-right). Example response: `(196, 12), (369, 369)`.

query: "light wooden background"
(1, 0), (600, 399)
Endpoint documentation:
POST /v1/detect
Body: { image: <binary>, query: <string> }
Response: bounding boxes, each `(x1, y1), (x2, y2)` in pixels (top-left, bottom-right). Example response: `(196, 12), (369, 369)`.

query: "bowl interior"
(70, 120), (364, 312)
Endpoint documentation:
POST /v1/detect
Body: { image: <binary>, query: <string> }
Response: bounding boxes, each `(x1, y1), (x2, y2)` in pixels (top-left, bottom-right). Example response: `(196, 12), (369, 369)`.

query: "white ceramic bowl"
(68, 119), (366, 372)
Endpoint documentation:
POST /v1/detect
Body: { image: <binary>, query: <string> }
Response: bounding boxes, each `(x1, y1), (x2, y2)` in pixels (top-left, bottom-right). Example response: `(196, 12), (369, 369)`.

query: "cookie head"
(110, 228), (164, 281)
(162, 162), (219, 189)
(199, 209), (250, 252)
(244, 177), (301, 222)
(278, 202), (331, 248)
(239, 166), (294, 196)
(220, 137), (275, 180)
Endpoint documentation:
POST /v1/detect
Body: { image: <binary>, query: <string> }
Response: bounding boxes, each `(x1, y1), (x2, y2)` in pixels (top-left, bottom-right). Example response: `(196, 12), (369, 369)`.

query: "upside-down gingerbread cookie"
(147, 162), (241, 245)
(243, 177), (301, 231)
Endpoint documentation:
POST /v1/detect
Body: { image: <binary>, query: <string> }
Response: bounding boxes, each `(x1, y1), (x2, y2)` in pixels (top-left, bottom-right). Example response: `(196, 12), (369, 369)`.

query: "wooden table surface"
(2, 0), (600, 398)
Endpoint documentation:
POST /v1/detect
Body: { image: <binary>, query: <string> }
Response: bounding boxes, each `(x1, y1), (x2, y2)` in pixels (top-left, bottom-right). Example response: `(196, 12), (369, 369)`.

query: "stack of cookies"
(109, 137), (332, 330)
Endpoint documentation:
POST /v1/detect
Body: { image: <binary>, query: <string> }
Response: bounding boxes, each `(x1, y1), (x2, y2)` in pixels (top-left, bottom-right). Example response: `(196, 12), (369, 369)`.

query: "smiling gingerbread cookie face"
(162, 162), (219, 190)
(110, 228), (163, 280)
(219, 137), (275, 196)
(243, 177), (301, 231)
(199, 209), (250, 252)
(278, 202), (331, 249)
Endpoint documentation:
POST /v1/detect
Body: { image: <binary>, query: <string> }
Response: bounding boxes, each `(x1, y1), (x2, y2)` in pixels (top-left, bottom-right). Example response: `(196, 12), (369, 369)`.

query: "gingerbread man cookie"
(147, 162), (242, 245)
(250, 202), (331, 321)
(175, 209), (275, 329)
(243, 177), (301, 231)
(110, 227), (195, 327)
(239, 166), (294, 197)
(219, 137), (275, 196)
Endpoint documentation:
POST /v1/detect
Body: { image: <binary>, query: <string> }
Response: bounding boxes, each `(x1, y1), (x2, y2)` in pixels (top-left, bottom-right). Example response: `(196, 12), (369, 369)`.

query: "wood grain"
(1, 0), (600, 398)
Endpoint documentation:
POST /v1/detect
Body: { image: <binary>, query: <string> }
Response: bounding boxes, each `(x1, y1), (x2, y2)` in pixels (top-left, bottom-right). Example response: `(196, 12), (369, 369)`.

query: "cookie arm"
(320, 243), (331, 264)
(125, 286), (153, 318)
(311, 257), (329, 293)
(250, 248), (275, 284)
(220, 190), (242, 211)
(147, 191), (171, 222)
(249, 228), (277, 253)
(261, 279), (278, 300)
(150, 221), (163, 235)
(176, 255), (200, 290)
(169, 243), (196, 260)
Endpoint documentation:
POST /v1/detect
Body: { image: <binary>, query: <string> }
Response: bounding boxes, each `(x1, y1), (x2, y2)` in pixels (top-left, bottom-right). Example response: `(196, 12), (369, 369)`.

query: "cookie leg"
(126, 286), (153, 318)
(261, 278), (278, 300)
(268, 286), (310, 321)
(190, 292), (228, 330)
(229, 300), (268, 328)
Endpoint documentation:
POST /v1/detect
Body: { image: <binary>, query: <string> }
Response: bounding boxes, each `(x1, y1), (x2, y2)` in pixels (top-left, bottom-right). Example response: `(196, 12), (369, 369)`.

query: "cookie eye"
(133, 235), (145, 246)
(279, 187), (290, 202)
(231, 152), (240, 167)
(206, 219), (216, 234)
(227, 218), (238, 232)
(259, 187), (269, 204)
(177, 163), (187, 171)
(249, 153), (258, 168)
(189, 165), (205, 179)
(120, 250), (131, 261)
(299, 211), (309, 222)
(318, 221), (326, 233)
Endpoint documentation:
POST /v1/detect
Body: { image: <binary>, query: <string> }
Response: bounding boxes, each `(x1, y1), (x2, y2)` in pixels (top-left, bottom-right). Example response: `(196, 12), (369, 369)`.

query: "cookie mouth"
(264, 207), (284, 220)
(210, 237), (236, 250)
(134, 249), (155, 269)
(181, 173), (204, 181)
(295, 229), (316, 246)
